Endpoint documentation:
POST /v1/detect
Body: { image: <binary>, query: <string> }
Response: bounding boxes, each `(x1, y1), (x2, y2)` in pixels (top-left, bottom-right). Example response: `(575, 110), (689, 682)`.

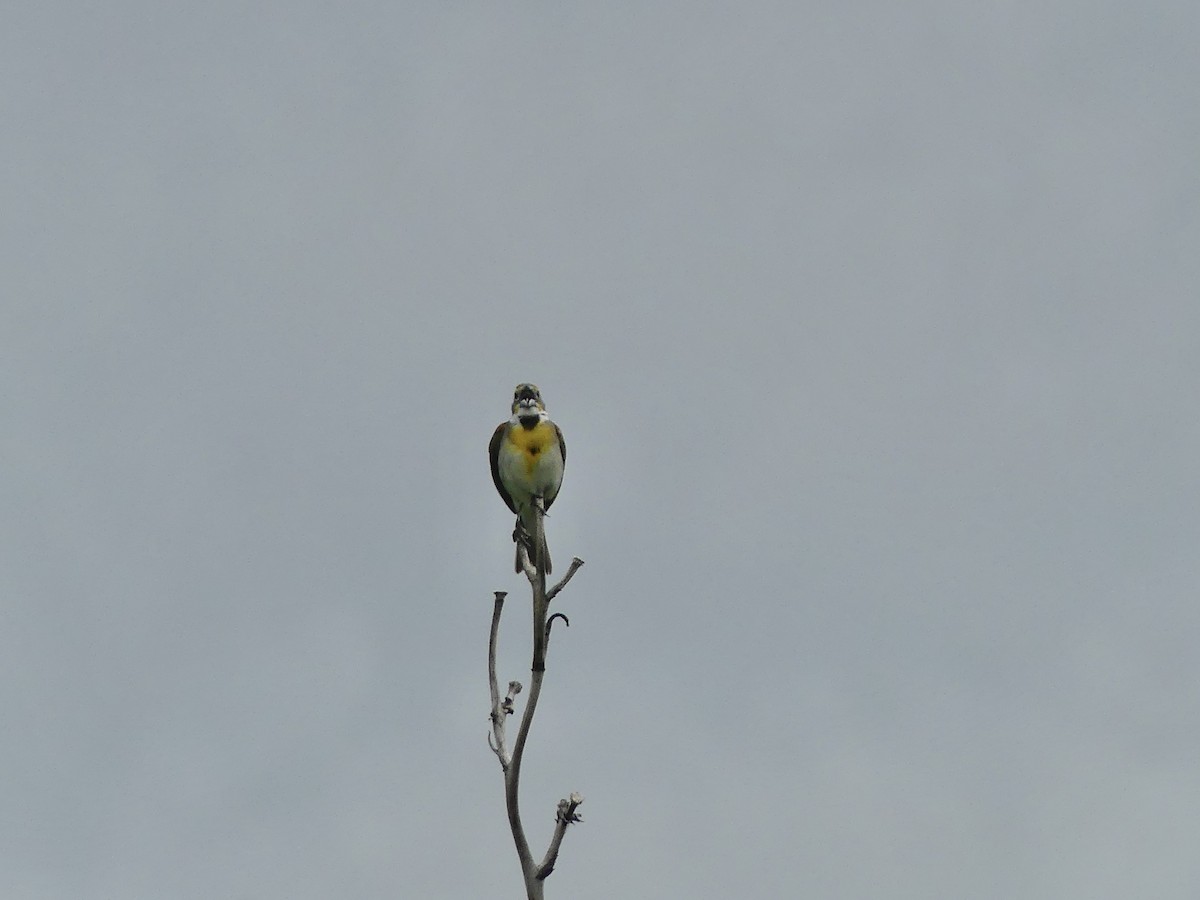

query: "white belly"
(499, 438), (564, 509)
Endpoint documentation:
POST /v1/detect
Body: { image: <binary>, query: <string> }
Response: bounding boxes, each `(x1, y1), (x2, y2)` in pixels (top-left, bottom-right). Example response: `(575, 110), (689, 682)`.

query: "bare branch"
(546, 557), (585, 604)
(488, 498), (586, 898)
(502, 664), (542, 887)
(529, 499), (549, 672)
(509, 668), (544, 793)
(487, 592), (510, 766)
(537, 793), (585, 880)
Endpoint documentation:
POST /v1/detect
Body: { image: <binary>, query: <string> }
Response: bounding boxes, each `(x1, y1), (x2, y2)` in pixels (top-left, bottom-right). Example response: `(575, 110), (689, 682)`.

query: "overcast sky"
(3, 2), (1199, 898)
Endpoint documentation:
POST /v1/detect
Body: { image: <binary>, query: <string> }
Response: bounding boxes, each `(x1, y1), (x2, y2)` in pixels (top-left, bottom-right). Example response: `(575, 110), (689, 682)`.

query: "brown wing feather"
(545, 422), (567, 511)
(489, 423), (518, 513)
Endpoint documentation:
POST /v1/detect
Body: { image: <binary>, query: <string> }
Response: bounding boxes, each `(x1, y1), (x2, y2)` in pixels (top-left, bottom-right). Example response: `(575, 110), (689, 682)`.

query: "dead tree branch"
(486, 503), (585, 899)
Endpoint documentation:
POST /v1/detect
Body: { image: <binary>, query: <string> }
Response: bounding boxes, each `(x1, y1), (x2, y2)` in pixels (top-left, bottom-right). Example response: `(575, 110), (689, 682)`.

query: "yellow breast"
(507, 421), (558, 475)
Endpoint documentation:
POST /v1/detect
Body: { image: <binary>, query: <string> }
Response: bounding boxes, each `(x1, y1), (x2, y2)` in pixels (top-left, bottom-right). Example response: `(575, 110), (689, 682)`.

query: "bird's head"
(511, 383), (546, 421)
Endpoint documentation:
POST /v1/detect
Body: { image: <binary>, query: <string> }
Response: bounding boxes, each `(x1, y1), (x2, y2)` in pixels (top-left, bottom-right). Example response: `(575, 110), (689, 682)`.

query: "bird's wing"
(545, 421), (567, 511)
(489, 422), (517, 513)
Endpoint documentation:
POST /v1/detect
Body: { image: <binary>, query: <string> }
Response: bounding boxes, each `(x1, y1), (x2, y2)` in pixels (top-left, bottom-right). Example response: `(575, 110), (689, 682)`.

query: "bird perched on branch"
(489, 383), (566, 574)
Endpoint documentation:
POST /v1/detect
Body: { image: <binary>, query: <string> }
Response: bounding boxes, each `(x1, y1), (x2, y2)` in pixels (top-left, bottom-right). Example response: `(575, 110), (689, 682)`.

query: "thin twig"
(546, 557), (585, 604)
(487, 592), (509, 765)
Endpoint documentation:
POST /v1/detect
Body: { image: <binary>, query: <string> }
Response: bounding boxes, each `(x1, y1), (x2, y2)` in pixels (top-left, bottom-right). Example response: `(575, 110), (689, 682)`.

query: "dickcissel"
(489, 383), (566, 574)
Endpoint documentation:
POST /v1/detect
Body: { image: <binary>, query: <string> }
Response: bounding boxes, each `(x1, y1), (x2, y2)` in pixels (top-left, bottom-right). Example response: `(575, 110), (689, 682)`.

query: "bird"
(489, 383), (566, 575)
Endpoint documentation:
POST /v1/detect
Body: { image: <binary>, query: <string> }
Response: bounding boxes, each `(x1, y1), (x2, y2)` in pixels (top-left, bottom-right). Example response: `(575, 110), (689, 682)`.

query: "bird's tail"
(512, 514), (552, 575)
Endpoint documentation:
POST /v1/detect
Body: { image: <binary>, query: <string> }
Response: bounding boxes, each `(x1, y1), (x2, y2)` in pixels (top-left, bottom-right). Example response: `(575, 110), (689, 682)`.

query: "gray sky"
(3, 2), (1199, 897)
